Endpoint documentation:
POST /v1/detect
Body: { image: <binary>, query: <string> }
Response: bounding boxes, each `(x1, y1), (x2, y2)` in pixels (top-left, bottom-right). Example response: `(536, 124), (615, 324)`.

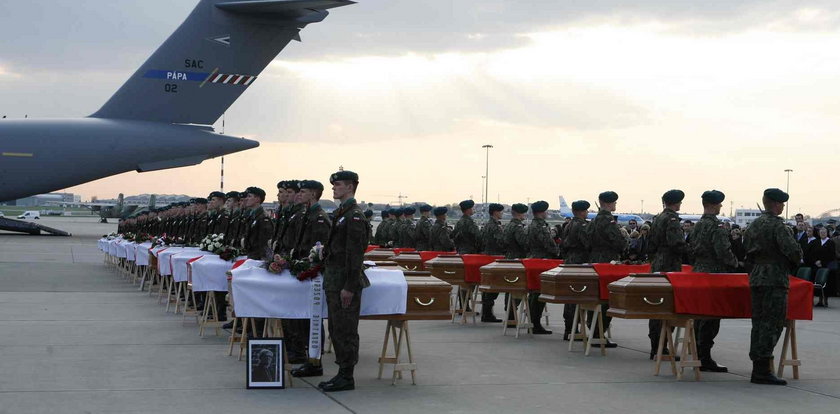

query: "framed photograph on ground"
(247, 338), (285, 389)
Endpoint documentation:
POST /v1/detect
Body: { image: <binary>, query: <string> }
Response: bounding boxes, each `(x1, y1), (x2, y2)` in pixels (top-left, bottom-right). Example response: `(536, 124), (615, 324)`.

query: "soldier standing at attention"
(399, 206), (417, 248)
(452, 200), (481, 254)
(689, 190), (737, 373)
(526, 201), (558, 334)
(374, 209), (393, 246)
(387, 208), (404, 247)
(207, 191), (228, 236)
(223, 191), (242, 247)
(502, 203), (530, 324)
(479, 203), (505, 323)
(241, 187), (273, 260)
(561, 200), (591, 340)
(271, 181), (291, 253)
(363, 210), (375, 245)
(319, 170), (369, 392)
(429, 207), (455, 251)
(415, 204), (433, 251)
(744, 188), (802, 385)
(281, 182), (305, 256)
(648, 189), (687, 358)
(587, 191), (625, 348)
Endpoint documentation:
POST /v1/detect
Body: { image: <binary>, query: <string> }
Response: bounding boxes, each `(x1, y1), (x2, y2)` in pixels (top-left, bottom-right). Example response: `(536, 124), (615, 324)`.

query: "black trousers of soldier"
(586, 303), (612, 337)
(282, 319), (325, 361)
(482, 292), (499, 317)
(326, 290), (362, 377)
(694, 318), (720, 361)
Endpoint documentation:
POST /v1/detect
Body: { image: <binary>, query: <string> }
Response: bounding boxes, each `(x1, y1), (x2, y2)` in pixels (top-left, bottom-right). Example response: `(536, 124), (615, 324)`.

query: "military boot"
(481, 305), (502, 323)
(319, 367), (355, 392)
(698, 348), (728, 372)
(530, 297), (552, 335)
(750, 358), (787, 385)
(291, 361), (322, 377)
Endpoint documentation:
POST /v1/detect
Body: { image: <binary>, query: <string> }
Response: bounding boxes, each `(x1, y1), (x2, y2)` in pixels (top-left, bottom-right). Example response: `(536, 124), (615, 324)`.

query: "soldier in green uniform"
(562, 200), (591, 340)
(363, 210), (375, 245)
(281, 183), (306, 257)
(430, 207), (455, 251)
(291, 180), (333, 375)
(388, 208), (405, 247)
(744, 188), (802, 385)
(587, 191), (625, 348)
(526, 201), (558, 334)
(374, 210), (391, 246)
(241, 187), (273, 260)
(452, 200), (481, 254)
(223, 191), (242, 248)
(648, 189), (687, 358)
(206, 191), (229, 321)
(415, 204), (433, 251)
(504, 204), (529, 260)
(479, 203), (505, 323)
(398, 206), (417, 248)
(271, 180), (291, 253)
(690, 190), (737, 372)
(318, 170), (370, 392)
(190, 198), (209, 244)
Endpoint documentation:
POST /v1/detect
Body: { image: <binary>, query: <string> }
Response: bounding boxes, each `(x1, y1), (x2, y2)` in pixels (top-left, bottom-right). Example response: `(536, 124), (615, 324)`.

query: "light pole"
(641, 200), (644, 214)
(784, 169), (793, 219)
(482, 144), (493, 212)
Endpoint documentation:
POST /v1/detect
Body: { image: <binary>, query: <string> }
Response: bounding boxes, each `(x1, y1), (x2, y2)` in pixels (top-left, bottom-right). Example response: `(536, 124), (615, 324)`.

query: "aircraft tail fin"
(558, 195), (572, 215)
(91, 0), (354, 125)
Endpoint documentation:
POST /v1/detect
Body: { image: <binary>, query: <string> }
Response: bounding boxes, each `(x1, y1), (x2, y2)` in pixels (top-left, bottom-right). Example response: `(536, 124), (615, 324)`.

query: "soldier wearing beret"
(504, 204), (529, 260)
(689, 190), (737, 372)
(363, 210), (375, 245)
(280, 182), (306, 257)
(415, 204), (433, 251)
(374, 210), (392, 246)
(479, 203), (505, 323)
(587, 191), (625, 348)
(526, 201), (558, 334)
(190, 198), (209, 245)
(648, 189), (687, 358)
(290, 180), (332, 375)
(223, 192), (242, 247)
(743, 188), (802, 385)
(452, 200), (481, 254)
(207, 191), (228, 235)
(398, 206), (417, 248)
(271, 181), (291, 253)
(561, 200), (591, 340)
(241, 187), (273, 260)
(430, 207), (455, 251)
(318, 170), (370, 392)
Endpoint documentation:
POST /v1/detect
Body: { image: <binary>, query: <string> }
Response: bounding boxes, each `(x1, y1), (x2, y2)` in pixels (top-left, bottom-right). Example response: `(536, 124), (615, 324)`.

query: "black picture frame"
(246, 337), (285, 389)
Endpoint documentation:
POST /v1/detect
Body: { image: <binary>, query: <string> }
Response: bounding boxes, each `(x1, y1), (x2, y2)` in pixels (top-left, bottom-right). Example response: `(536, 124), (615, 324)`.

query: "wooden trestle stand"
(479, 260), (532, 338)
(540, 265), (610, 355)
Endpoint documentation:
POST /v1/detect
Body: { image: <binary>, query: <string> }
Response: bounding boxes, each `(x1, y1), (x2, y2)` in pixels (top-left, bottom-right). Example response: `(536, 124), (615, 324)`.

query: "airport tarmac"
(0, 216), (838, 413)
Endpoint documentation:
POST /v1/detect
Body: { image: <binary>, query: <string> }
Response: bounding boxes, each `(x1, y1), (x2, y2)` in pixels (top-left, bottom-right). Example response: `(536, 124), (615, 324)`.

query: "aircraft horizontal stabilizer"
(216, 0), (356, 15)
(136, 155), (209, 172)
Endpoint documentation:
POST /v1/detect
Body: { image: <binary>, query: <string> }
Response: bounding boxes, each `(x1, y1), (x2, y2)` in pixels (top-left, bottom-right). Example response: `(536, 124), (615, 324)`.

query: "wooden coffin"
(372, 261), (401, 269)
(539, 264), (600, 304)
(392, 251), (425, 271)
(364, 248), (397, 262)
(363, 276), (452, 320)
(423, 255), (465, 286)
(479, 260), (527, 294)
(606, 274), (676, 319)
(403, 270), (433, 277)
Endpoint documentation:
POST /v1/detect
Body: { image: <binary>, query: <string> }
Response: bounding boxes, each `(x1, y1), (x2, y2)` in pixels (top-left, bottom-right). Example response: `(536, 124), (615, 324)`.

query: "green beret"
(245, 186), (266, 199)
(764, 188), (789, 203)
(285, 180), (300, 192)
(531, 200), (549, 213)
(661, 189), (685, 204)
(381, 210), (388, 219)
(459, 200), (475, 211)
(193, 197), (207, 205)
(511, 203), (528, 214)
(388, 208), (398, 216)
(238, 191), (248, 199)
(598, 191), (619, 203)
(276, 180), (286, 190)
(225, 191), (240, 200)
(299, 180), (324, 192)
(364, 210), (374, 218)
(701, 190), (725, 204)
(572, 200), (590, 211)
(329, 170), (359, 184)
(433, 206), (448, 216)
(394, 207), (405, 216)
(419, 204), (433, 212)
(403, 206), (416, 215)
(489, 203), (504, 213)
(208, 191), (225, 200)
(188, 198), (197, 204)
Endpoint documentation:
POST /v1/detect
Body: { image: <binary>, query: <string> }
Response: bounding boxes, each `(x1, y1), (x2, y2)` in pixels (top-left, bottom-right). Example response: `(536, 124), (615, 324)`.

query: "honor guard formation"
(113, 182), (808, 389)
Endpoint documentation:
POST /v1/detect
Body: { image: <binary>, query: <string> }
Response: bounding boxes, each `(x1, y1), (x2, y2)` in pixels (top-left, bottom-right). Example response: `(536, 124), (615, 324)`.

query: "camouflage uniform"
(562, 216), (590, 335)
(648, 208), (687, 354)
(527, 216), (560, 331)
(587, 209), (626, 338)
(690, 213), (739, 364)
(374, 217), (392, 246)
(503, 218), (529, 259)
(480, 217), (505, 319)
(452, 215), (481, 254)
(415, 216), (433, 251)
(398, 218), (416, 248)
(387, 218), (403, 247)
(429, 218), (455, 251)
(743, 212), (802, 361)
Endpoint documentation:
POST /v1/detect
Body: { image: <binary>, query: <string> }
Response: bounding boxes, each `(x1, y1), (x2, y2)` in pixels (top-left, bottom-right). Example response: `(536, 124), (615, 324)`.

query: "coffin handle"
(405, 265), (418, 270)
(504, 276), (520, 283)
(643, 297), (664, 306)
(569, 285), (587, 293)
(443, 270), (457, 274)
(414, 297), (435, 306)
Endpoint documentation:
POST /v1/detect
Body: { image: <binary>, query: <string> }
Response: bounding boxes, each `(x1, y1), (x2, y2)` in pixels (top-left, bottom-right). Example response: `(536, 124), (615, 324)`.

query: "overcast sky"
(2, 0), (839, 216)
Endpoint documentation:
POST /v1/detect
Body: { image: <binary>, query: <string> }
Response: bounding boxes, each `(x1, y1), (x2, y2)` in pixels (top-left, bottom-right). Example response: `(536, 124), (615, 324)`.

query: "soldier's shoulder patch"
(670, 217), (678, 221)
(353, 216), (361, 221)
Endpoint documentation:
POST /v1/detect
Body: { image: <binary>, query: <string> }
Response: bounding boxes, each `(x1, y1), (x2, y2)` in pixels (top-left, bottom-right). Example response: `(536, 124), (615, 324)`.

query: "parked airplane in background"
(678, 214), (733, 225)
(0, 0), (355, 202)
(557, 196), (645, 226)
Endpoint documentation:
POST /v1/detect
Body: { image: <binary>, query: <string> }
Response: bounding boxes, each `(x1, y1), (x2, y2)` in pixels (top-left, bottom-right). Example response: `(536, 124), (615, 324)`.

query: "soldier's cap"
(403, 206), (417, 215)
(364, 209), (374, 218)
(661, 189), (685, 204)
(208, 191), (225, 200)
(459, 200), (475, 211)
(387, 208), (398, 216)
(531, 200), (550, 214)
(433, 206), (448, 216)
(598, 191), (619, 203)
(238, 191), (248, 199)
(284, 180), (301, 192)
(572, 200), (590, 211)
(701, 190), (725, 204)
(193, 197), (208, 205)
(511, 203), (529, 214)
(225, 191), (240, 200)
(764, 188), (789, 203)
(245, 186), (266, 199)
(330, 170), (359, 184)
(276, 180), (286, 190)
(299, 180), (324, 192)
(488, 203), (504, 213)
(419, 204), (433, 212)
(188, 198), (198, 204)
(381, 210), (388, 218)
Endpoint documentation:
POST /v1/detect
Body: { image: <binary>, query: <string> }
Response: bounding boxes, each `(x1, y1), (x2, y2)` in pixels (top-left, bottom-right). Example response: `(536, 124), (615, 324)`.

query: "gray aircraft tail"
(91, 0), (354, 125)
